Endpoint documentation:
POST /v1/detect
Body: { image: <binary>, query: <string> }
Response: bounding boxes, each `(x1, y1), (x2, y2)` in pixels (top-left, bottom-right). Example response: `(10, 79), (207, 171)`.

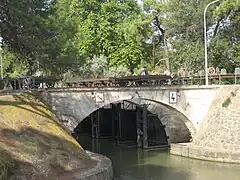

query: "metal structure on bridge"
(0, 76), (60, 90)
(1, 67), (240, 91)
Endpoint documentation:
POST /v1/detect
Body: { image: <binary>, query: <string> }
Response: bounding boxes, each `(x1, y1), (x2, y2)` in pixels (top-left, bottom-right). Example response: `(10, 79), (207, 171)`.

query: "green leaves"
(1, 47), (30, 78)
(0, 0), (238, 77)
(214, 0), (240, 19)
(0, 0), (52, 55)
(169, 39), (204, 72)
(71, 0), (147, 72)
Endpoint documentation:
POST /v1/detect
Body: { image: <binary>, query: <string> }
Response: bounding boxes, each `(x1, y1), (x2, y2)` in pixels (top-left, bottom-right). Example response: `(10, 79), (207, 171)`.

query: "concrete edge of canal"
(170, 143), (240, 164)
(78, 151), (113, 180)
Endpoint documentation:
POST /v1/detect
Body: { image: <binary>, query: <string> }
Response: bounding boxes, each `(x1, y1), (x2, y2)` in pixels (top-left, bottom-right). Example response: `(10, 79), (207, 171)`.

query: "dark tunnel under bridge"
(74, 100), (193, 149)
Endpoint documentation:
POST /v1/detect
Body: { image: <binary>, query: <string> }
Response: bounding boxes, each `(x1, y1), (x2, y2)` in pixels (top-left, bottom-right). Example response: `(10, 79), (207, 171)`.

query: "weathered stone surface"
(39, 86), (219, 143)
(193, 86), (240, 151)
(171, 86), (240, 163)
(171, 143), (240, 163)
(78, 151), (113, 180)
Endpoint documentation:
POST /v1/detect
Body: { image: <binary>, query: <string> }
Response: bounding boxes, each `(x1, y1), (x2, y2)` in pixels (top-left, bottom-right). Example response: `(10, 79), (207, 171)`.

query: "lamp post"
(204, 0), (220, 86)
(0, 40), (3, 80)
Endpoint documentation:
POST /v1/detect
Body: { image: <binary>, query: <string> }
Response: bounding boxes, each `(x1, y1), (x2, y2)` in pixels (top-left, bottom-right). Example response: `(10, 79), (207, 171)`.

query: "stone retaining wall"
(170, 86), (240, 163)
(193, 86), (240, 150)
(79, 151), (113, 180)
(171, 143), (240, 164)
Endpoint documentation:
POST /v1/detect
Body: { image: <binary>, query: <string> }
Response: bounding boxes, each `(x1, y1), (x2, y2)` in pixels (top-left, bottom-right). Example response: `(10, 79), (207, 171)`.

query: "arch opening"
(74, 99), (193, 149)
(127, 98), (195, 143)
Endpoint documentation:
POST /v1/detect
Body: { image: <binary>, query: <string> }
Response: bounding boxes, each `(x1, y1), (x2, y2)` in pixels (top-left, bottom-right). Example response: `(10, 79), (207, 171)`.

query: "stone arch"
(76, 98), (195, 144)
(119, 98), (195, 143)
(75, 100), (169, 147)
(132, 98), (196, 138)
(40, 90), (197, 143)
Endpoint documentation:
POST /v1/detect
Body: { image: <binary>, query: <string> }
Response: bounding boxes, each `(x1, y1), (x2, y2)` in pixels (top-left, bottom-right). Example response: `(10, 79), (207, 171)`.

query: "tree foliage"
(0, 0), (239, 78)
(0, 0), (56, 74)
(1, 47), (29, 78)
(209, 0), (240, 72)
(70, 0), (150, 72)
(142, 0), (239, 74)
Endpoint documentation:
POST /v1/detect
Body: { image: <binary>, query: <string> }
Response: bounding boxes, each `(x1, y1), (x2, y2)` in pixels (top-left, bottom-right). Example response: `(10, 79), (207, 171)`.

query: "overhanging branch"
(213, 9), (232, 37)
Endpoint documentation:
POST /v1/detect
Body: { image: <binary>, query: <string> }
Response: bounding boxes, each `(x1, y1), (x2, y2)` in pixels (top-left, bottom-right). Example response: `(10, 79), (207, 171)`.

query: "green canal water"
(78, 136), (240, 180)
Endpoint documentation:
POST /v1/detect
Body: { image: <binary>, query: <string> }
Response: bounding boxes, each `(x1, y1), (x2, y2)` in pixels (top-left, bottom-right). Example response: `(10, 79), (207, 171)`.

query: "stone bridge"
(39, 85), (220, 143)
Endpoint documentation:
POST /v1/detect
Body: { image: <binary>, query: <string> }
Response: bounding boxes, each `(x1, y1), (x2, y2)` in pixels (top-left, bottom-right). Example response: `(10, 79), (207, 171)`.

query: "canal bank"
(0, 93), (113, 180)
(171, 143), (240, 164)
(76, 151), (113, 180)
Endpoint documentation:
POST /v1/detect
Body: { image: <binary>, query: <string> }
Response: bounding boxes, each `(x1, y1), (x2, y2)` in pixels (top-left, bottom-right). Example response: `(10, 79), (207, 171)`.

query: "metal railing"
(1, 68), (240, 92)
(178, 67), (240, 85)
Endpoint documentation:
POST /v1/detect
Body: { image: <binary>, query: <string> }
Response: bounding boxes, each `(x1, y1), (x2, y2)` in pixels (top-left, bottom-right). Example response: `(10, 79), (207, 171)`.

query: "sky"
(137, 0), (143, 8)
(137, 0), (143, 4)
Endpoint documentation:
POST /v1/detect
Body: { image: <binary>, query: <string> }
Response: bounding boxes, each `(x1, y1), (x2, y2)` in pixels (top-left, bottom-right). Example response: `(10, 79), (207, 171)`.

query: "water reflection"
(77, 136), (240, 180)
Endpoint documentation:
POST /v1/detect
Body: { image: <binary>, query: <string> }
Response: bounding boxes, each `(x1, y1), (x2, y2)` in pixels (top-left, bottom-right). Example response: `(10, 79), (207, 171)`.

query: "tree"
(66, 0), (151, 73)
(1, 46), (30, 78)
(142, 0), (169, 70)
(142, 0), (227, 74)
(39, 0), (87, 76)
(2, 0), (237, 78)
(0, 0), (56, 73)
(208, 0), (240, 73)
(62, 55), (131, 80)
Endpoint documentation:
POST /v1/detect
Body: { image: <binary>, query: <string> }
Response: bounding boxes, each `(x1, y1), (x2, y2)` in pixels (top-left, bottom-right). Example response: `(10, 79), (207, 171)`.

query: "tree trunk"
(164, 37), (170, 71)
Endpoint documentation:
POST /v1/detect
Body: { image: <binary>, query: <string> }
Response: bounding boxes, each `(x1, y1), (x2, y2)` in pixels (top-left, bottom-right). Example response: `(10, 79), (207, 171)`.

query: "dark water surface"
(77, 136), (240, 180)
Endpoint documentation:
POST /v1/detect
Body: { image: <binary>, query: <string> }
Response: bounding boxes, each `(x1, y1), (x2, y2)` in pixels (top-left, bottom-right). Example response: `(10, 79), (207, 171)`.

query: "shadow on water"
(77, 136), (240, 180)
(77, 136), (190, 180)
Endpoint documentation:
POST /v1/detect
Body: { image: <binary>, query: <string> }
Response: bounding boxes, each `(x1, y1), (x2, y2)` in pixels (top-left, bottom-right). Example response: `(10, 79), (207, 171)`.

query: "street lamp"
(204, 0), (220, 86)
(0, 40), (3, 80)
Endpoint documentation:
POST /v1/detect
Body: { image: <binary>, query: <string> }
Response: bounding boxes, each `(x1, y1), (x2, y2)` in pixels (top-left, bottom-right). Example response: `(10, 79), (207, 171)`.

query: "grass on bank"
(0, 93), (95, 180)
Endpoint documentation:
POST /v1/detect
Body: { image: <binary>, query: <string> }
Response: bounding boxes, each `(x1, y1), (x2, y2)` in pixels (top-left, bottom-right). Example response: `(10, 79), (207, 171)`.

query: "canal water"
(77, 136), (240, 180)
